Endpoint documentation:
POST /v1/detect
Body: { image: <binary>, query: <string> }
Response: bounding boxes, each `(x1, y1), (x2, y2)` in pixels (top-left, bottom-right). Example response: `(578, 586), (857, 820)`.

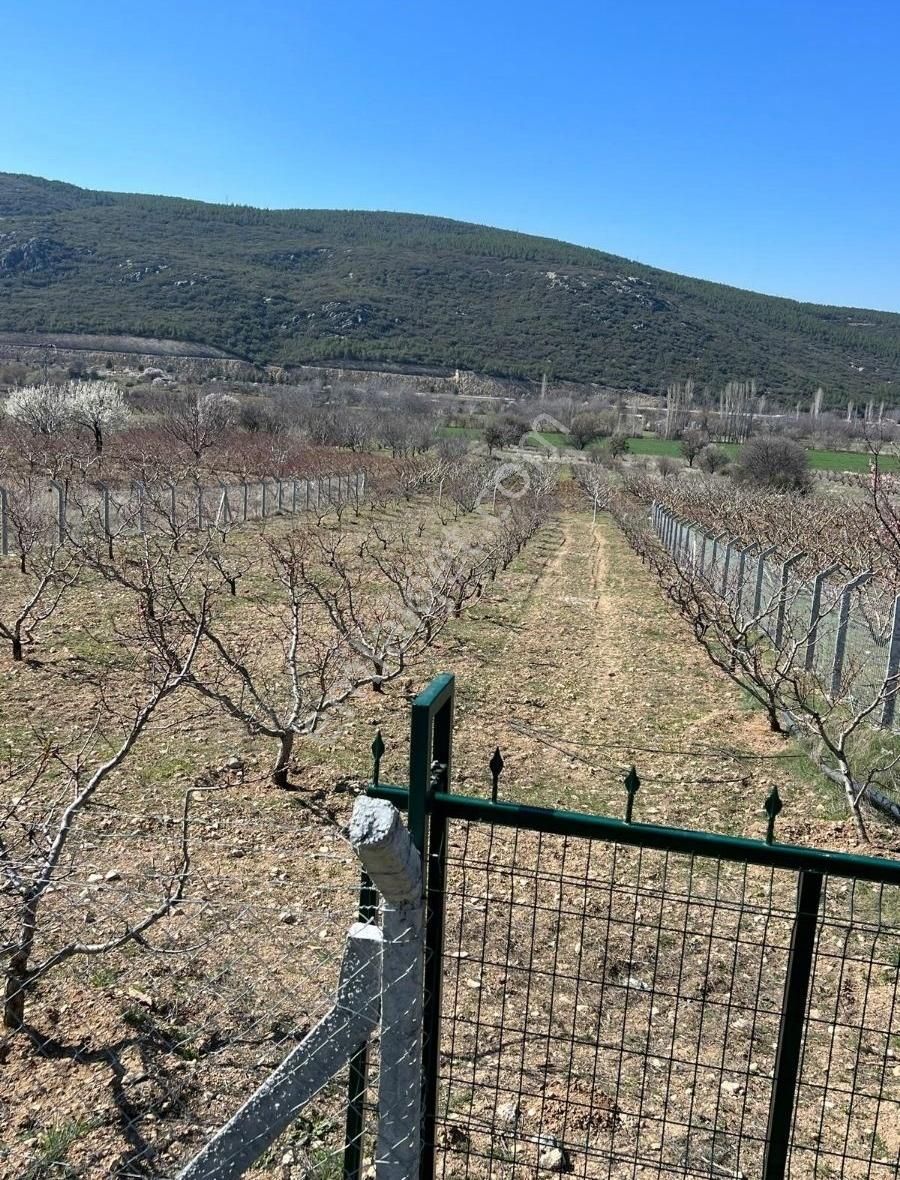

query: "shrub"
(696, 444), (730, 474)
(569, 411), (611, 450)
(607, 433), (630, 458)
(734, 436), (811, 493)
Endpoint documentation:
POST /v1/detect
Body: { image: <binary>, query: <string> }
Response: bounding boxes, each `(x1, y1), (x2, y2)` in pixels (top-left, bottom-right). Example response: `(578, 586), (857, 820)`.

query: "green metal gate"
(367, 675), (900, 1180)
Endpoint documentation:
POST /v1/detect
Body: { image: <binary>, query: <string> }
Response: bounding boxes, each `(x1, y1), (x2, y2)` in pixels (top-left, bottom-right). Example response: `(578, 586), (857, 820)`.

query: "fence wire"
(0, 471), (366, 554)
(655, 507), (900, 735)
(0, 800), (368, 1180)
(432, 822), (900, 1180)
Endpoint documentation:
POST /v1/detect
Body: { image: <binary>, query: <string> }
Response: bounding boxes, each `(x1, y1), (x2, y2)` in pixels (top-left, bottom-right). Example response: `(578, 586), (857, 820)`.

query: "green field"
(620, 435), (896, 472)
(444, 423), (894, 474)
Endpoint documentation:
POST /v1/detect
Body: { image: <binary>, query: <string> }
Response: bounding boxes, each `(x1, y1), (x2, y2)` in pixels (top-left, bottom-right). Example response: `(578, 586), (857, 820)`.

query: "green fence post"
(407, 674), (454, 1180)
(762, 870), (823, 1180)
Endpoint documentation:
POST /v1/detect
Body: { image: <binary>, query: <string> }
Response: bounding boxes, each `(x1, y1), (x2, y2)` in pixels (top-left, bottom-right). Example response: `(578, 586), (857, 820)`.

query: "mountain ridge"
(2, 172), (899, 403)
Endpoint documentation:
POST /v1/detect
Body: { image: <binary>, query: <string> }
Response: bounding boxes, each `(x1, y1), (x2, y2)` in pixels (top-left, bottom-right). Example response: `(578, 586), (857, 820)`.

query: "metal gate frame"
(368, 673), (900, 1180)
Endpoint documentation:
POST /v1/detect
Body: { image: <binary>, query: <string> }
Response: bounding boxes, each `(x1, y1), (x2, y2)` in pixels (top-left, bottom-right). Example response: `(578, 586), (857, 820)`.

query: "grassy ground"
(619, 435), (897, 472)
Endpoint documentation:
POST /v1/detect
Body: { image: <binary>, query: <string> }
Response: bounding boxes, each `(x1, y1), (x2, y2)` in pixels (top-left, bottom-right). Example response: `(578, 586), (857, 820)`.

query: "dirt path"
(434, 511), (856, 844)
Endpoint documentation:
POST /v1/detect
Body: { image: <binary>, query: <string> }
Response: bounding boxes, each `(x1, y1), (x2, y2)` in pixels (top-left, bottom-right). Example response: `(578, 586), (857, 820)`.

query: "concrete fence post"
(697, 532), (710, 577)
(804, 564), (841, 671)
(176, 924), (382, 1180)
(830, 571), (872, 697)
(735, 543), (758, 615)
(685, 521), (697, 564)
(774, 553), (806, 648)
(291, 479), (298, 513)
(721, 537), (740, 598)
(217, 486), (232, 528)
(196, 484), (204, 530)
(680, 521), (692, 563)
(99, 485), (112, 550)
(709, 531), (728, 580)
(178, 797), (425, 1180)
(753, 545), (778, 618)
(880, 595), (900, 728)
(261, 480), (268, 519)
(688, 524), (703, 570)
(350, 798), (424, 1180)
(277, 479), (285, 513)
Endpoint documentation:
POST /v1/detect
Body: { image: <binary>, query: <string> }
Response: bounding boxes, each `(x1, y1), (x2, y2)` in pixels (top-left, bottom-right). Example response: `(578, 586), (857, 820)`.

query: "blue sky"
(4, 1), (898, 310)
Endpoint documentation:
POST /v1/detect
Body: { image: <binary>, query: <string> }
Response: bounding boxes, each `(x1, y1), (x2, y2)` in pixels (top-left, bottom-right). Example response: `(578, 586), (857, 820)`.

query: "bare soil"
(1, 507), (896, 1179)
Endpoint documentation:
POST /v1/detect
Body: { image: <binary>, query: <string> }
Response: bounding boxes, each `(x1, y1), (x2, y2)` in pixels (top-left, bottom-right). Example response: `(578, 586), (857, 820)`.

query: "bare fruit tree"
(615, 490), (900, 841)
(160, 390), (240, 463)
(0, 571), (211, 1029)
(0, 482), (80, 661)
(180, 518), (501, 787)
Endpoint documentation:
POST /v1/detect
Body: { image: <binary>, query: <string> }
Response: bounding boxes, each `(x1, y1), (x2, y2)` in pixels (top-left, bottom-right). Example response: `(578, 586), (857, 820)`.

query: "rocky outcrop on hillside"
(0, 236), (75, 276)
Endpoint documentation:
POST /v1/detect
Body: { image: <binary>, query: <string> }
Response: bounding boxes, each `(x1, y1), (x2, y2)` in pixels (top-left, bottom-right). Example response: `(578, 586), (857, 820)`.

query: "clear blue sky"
(4, 0), (898, 311)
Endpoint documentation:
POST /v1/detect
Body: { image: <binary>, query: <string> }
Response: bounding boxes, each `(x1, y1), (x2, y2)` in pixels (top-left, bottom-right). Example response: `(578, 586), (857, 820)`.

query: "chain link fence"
(652, 503), (900, 731)
(0, 471), (367, 554)
(1, 786), (366, 1179)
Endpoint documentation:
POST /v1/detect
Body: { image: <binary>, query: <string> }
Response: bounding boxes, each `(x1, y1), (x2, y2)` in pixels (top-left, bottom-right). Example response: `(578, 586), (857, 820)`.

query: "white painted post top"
(350, 797), (422, 905)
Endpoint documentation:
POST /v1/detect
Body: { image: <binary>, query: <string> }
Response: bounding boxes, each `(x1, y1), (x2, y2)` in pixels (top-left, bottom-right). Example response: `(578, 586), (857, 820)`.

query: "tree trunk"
(11, 634), (22, 662)
(93, 424), (103, 455)
(271, 730), (295, 788)
(3, 957), (28, 1029)
(839, 763), (868, 843)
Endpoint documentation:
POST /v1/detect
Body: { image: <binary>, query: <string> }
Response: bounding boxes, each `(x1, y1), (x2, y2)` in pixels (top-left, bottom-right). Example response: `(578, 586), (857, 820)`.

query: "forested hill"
(2, 171), (899, 401)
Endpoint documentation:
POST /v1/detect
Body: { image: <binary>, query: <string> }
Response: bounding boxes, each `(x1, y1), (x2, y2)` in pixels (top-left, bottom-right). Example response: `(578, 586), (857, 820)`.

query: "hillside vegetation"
(2, 172), (899, 401)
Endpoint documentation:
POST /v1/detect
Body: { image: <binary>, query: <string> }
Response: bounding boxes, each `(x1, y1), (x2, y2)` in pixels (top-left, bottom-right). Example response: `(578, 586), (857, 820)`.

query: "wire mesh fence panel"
(0, 472), (365, 552)
(430, 820), (900, 1180)
(433, 823), (796, 1180)
(843, 587), (894, 714)
(758, 557), (784, 644)
(791, 878), (900, 1180)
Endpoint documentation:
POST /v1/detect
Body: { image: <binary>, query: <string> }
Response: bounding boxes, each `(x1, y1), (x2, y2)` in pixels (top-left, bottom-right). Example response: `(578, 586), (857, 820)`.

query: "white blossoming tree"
(3, 383), (72, 438)
(68, 380), (130, 454)
(3, 380), (130, 454)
